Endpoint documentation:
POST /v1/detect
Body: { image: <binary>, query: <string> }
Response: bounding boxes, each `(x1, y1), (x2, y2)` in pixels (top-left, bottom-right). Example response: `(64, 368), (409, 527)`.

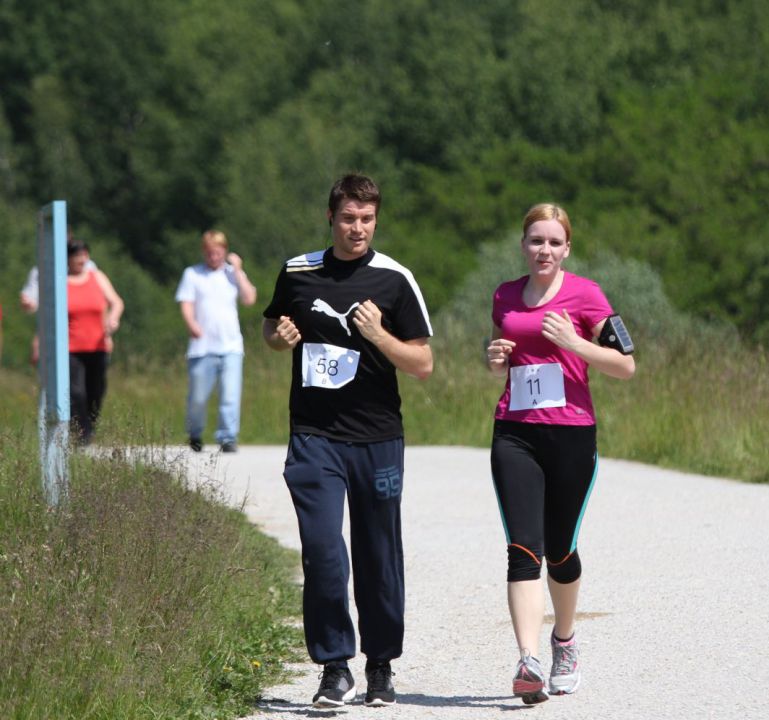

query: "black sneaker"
(365, 661), (396, 707)
(189, 437), (203, 452)
(220, 441), (238, 453)
(312, 663), (356, 708)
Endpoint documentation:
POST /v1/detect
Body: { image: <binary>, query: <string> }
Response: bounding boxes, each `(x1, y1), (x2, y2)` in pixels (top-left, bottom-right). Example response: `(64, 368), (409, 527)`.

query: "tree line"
(1, 0), (768, 370)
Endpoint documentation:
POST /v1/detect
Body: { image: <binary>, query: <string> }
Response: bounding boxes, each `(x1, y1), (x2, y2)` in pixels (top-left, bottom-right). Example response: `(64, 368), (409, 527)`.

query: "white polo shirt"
(175, 263), (244, 358)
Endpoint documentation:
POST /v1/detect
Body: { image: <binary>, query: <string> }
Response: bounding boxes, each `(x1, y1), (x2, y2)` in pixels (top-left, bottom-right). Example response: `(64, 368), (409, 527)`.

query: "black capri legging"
(491, 420), (597, 584)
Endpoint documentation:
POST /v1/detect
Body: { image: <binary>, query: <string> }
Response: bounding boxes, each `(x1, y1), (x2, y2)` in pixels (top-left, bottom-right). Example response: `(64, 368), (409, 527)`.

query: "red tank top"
(68, 271), (108, 352)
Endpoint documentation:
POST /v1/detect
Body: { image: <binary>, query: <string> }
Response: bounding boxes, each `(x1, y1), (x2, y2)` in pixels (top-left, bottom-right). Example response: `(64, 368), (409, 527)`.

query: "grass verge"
(2, 327), (768, 483)
(0, 428), (303, 720)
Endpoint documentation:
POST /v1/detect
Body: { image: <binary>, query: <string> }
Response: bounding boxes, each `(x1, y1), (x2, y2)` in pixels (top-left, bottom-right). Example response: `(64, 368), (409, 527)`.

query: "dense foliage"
(1, 0), (768, 369)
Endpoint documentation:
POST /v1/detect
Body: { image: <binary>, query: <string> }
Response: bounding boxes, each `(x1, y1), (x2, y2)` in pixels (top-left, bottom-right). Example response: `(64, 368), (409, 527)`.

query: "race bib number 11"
(302, 342), (360, 389)
(508, 363), (566, 411)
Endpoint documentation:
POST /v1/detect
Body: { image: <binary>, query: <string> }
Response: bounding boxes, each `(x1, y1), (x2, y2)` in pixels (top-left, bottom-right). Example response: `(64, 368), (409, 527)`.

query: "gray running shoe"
(312, 663), (356, 708)
(549, 631), (581, 695)
(512, 652), (549, 705)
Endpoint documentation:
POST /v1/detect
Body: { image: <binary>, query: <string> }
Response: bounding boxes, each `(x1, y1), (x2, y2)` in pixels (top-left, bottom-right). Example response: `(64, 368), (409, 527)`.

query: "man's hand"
(20, 293), (38, 314)
(227, 252), (257, 305)
(180, 300), (203, 338)
(263, 317), (300, 351)
(276, 316), (302, 348)
(352, 299), (386, 344)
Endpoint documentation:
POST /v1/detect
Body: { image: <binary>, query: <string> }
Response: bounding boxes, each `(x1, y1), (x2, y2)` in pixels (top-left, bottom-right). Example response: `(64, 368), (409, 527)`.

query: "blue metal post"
(37, 200), (70, 506)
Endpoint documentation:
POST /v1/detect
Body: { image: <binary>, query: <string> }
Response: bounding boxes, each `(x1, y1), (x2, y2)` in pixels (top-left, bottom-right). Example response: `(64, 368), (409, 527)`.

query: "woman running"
(486, 203), (635, 704)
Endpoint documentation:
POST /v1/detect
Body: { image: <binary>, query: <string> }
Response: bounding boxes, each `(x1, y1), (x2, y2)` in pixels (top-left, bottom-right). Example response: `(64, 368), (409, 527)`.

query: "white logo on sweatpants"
(311, 299), (360, 336)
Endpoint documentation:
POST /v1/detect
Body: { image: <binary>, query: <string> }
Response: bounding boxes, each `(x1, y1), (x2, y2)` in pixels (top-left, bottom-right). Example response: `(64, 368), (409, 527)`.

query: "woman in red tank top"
(67, 241), (124, 444)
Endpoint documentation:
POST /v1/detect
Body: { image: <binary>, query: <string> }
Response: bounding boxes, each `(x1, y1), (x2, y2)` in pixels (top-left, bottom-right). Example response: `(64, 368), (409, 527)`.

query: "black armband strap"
(598, 314), (634, 354)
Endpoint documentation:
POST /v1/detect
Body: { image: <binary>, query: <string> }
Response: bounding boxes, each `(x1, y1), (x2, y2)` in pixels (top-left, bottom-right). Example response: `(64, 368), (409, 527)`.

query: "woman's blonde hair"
(522, 203), (572, 243)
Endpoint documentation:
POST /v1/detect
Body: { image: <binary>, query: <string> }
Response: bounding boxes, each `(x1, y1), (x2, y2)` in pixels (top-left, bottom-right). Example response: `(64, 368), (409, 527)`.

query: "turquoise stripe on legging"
(569, 452), (599, 553)
(492, 473), (512, 545)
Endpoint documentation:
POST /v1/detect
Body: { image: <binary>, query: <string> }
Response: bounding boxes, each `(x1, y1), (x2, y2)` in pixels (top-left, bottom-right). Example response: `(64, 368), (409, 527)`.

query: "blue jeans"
(185, 353), (243, 444)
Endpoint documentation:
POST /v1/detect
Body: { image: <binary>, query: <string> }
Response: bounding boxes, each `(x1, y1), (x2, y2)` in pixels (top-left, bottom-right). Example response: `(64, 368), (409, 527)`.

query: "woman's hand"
(541, 309), (580, 351)
(487, 338), (516, 376)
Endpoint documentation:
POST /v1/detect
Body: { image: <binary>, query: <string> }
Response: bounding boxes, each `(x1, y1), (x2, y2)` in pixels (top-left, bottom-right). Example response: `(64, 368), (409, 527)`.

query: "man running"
(262, 173), (433, 708)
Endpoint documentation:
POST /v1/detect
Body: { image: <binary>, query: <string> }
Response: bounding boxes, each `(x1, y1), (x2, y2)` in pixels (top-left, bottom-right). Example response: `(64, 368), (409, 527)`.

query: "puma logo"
(311, 299), (360, 336)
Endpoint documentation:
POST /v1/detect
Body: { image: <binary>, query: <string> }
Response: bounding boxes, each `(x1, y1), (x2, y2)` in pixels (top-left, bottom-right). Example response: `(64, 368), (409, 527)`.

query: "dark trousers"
(69, 351), (108, 444)
(283, 433), (405, 665)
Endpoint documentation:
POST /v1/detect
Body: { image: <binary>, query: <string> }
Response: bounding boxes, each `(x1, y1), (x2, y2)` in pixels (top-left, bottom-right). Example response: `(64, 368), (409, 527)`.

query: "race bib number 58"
(302, 342), (360, 389)
(508, 363), (566, 411)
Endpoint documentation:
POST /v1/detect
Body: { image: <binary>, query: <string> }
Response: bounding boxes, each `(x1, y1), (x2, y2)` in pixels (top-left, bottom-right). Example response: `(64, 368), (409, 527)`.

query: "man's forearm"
(371, 334), (433, 380)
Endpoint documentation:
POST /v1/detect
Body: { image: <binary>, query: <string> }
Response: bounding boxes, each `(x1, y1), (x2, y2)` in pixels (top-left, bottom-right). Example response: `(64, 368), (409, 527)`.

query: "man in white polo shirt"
(175, 230), (256, 452)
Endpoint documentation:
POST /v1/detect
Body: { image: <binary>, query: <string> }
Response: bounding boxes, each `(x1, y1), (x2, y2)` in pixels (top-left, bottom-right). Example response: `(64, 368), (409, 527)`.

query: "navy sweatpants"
(283, 433), (405, 665)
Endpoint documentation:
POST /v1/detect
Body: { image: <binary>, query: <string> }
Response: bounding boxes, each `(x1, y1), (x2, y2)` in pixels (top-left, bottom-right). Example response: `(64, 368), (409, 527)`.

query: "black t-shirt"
(263, 248), (432, 441)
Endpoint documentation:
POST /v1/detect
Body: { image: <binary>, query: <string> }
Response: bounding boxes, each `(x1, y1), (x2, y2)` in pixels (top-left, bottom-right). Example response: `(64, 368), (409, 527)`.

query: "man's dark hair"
(328, 174), (381, 218)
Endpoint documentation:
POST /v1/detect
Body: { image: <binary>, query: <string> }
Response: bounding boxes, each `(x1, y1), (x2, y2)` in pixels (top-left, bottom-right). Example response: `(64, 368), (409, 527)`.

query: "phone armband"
(598, 314), (634, 355)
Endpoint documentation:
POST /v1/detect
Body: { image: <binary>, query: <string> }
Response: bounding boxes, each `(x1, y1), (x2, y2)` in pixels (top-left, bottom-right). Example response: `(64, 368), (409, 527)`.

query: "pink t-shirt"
(492, 272), (613, 426)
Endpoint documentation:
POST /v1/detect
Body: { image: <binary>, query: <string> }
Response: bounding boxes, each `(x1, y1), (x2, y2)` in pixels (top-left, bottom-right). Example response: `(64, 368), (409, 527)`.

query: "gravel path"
(181, 445), (769, 719)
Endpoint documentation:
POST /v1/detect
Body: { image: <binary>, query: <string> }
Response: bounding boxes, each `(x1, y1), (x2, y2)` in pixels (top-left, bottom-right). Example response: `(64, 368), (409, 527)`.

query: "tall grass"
(2, 238), (768, 483)
(3, 329), (768, 484)
(590, 336), (769, 482)
(396, 338), (769, 483)
(0, 428), (303, 720)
